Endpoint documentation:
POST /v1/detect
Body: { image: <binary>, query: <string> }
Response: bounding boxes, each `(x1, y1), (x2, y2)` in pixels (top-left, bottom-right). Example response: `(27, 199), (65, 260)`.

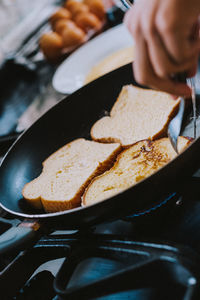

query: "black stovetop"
(1, 176), (200, 300)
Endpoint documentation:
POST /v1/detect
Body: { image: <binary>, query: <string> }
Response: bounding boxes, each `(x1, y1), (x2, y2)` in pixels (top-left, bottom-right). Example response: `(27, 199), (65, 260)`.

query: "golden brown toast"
(22, 138), (122, 212)
(82, 137), (191, 206)
(91, 85), (180, 146)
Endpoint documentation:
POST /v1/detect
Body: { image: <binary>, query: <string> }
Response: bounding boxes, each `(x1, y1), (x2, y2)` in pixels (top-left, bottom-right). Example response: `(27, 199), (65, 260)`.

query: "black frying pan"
(0, 63), (200, 255)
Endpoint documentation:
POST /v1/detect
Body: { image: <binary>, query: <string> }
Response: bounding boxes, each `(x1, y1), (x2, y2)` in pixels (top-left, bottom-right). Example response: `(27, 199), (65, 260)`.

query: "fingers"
(155, 14), (200, 64)
(155, 3), (200, 64)
(133, 30), (191, 97)
(124, 0), (198, 97)
(124, 4), (139, 40)
(143, 25), (199, 79)
(133, 26), (155, 87)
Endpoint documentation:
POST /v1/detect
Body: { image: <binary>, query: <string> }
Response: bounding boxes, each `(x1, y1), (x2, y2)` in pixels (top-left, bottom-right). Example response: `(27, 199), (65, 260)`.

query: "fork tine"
(167, 97), (185, 153)
(188, 78), (197, 139)
(168, 124), (178, 153)
(120, 0), (132, 10)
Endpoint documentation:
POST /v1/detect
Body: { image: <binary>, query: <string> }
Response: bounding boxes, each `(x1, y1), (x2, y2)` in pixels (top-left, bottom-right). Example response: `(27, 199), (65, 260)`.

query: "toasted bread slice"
(91, 85), (180, 146)
(22, 138), (122, 212)
(82, 137), (191, 206)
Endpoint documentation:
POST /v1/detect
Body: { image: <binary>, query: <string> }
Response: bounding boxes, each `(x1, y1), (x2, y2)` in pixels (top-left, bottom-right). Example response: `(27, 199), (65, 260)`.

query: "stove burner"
(0, 177), (200, 299)
(0, 233), (200, 300)
(14, 270), (55, 300)
(54, 235), (200, 300)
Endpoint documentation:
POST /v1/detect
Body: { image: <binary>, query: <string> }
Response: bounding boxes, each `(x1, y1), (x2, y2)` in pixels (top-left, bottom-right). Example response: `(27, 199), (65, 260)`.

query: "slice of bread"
(82, 137), (191, 206)
(22, 138), (122, 212)
(91, 85), (180, 146)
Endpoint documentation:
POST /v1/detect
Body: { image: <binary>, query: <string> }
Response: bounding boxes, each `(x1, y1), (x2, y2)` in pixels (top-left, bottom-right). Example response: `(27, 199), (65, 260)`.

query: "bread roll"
(61, 20), (86, 47)
(65, 0), (89, 17)
(74, 11), (102, 32)
(84, 0), (105, 20)
(50, 8), (71, 28)
(39, 32), (63, 61)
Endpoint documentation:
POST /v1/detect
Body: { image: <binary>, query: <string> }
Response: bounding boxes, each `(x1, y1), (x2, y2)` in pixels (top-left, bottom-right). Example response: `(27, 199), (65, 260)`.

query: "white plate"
(52, 24), (133, 94)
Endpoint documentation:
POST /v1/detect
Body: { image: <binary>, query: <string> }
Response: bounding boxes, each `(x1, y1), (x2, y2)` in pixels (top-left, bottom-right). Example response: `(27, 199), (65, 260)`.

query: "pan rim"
(0, 136), (197, 219)
(0, 189), (177, 219)
(0, 63), (199, 220)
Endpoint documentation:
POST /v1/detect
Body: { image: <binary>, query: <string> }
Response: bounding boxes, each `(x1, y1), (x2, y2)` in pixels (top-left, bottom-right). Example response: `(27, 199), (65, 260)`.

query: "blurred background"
(1, 0), (199, 162)
(0, 0), (128, 159)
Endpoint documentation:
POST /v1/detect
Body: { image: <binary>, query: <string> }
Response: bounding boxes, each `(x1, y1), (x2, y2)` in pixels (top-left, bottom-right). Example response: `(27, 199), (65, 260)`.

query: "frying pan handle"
(0, 220), (41, 255)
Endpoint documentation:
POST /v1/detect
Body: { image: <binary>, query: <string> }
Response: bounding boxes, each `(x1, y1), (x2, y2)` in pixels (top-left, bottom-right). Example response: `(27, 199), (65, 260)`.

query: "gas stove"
(1, 176), (200, 300)
(2, 8), (200, 298)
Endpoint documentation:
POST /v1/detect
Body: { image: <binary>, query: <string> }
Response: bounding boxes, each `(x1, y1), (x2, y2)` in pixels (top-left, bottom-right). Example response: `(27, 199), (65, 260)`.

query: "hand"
(124, 0), (200, 97)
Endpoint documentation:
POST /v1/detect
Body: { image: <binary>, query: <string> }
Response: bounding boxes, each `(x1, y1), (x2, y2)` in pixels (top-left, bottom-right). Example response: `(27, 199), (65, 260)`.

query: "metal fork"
(189, 77), (197, 139)
(120, 0), (197, 152)
(167, 97), (185, 153)
(120, 0), (132, 10)
(167, 78), (197, 153)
